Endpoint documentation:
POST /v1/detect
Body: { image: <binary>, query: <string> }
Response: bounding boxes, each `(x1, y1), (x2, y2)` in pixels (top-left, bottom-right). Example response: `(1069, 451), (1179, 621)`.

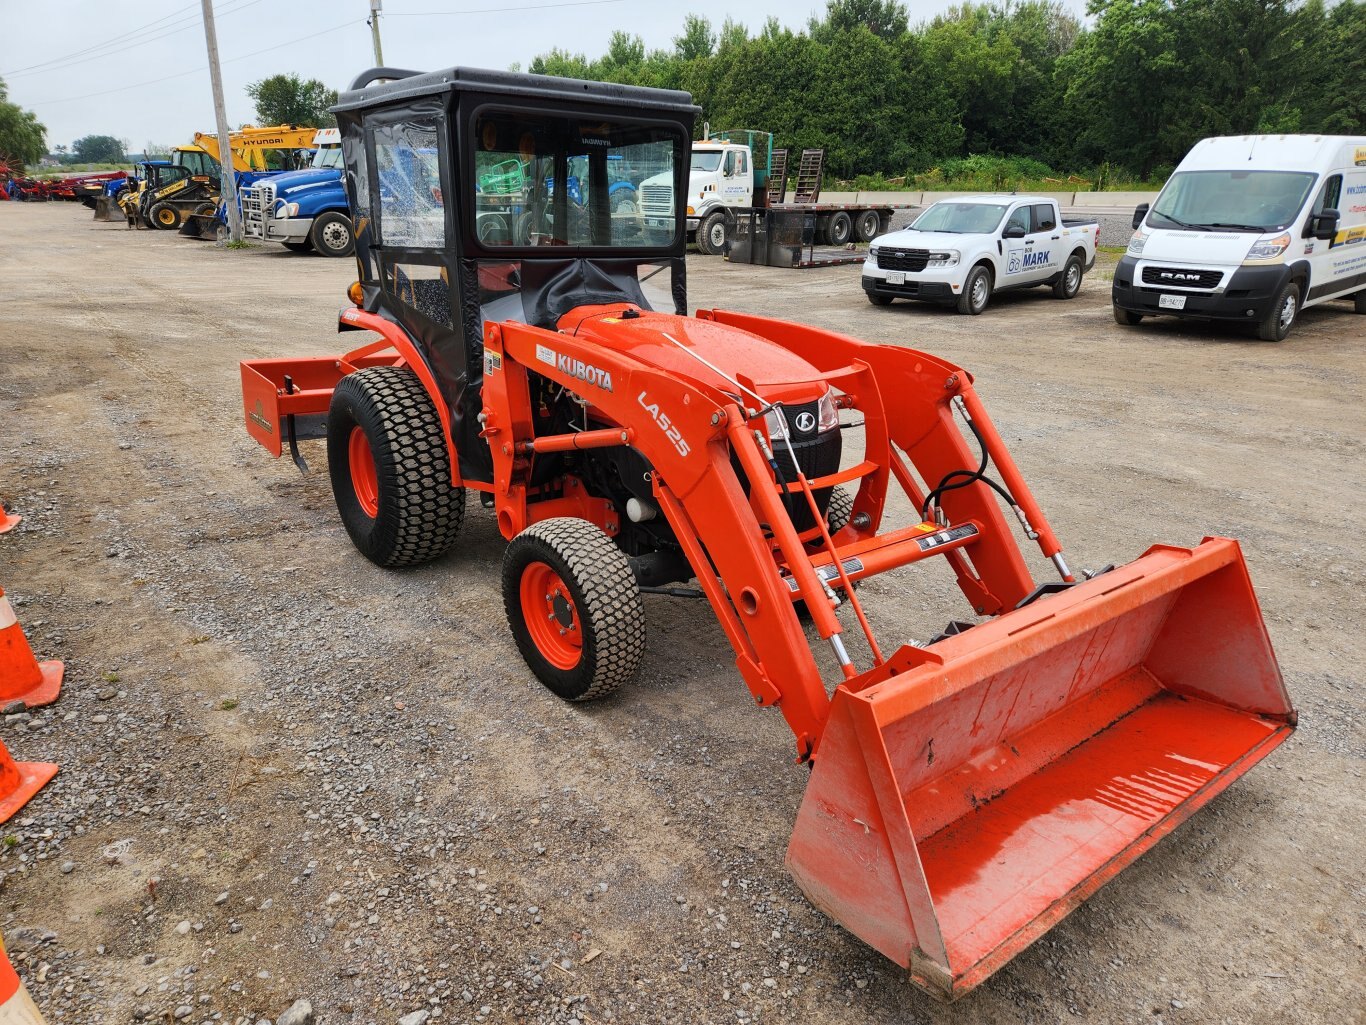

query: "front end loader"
(238, 67), (1295, 1001)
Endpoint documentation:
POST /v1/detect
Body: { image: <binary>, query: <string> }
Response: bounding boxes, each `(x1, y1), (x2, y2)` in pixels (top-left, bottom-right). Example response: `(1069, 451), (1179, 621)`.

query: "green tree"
(0, 77), (47, 167)
(245, 74), (338, 128)
(73, 134), (125, 163)
(674, 14), (717, 60)
(810, 0), (909, 41)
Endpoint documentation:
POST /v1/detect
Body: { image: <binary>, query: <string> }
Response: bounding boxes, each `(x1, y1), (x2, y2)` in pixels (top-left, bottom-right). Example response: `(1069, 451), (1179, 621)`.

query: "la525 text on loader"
(239, 67), (1295, 1002)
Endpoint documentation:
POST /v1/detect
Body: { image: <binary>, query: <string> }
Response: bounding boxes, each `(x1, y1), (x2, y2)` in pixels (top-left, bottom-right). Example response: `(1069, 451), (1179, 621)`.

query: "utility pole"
(199, 0), (242, 244)
(369, 0), (384, 65)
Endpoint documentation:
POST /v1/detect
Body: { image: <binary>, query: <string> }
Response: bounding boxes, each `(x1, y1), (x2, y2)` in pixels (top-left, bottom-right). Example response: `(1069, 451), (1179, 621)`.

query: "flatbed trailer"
(729, 202), (918, 268)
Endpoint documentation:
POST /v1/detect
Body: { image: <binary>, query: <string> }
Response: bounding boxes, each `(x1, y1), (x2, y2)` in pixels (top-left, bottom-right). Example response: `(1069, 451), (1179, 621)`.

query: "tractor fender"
(338, 307), (463, 487)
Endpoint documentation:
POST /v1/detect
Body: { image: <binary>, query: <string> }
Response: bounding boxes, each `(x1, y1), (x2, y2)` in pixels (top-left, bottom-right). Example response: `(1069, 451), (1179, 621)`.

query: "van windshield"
(1149, 170), (1316, 232)
(909, 202), (1008, 234)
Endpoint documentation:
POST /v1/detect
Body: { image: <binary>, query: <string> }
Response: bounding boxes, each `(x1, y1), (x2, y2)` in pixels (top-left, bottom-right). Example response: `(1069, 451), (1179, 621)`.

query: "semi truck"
(861, 195), (1100, 314)
(238, 128), (354, 255)
(639, 130), (908, 255)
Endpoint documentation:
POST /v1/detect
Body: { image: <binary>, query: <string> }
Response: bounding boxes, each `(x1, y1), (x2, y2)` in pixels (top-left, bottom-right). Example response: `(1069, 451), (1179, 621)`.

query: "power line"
(27, 19), (363, 106)
(387, 0), (626, 14)
(0, 1), (201, 75)
(2, 0), (269, 79)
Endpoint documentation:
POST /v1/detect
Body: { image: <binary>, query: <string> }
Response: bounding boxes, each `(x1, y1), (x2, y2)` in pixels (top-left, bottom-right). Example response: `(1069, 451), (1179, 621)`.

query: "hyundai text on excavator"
(238, 68), (1295, 1001)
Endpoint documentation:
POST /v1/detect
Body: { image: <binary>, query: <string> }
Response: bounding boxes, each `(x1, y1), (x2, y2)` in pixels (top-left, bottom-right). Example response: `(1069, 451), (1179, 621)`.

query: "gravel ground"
(0, 203), (1362, 1025)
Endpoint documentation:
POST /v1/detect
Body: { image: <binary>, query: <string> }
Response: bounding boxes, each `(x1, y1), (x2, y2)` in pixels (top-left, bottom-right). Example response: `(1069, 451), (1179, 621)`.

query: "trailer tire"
(956, 265), (992, 315)
(1113, 305), (1143, 326)
(853, 209), (881, 243)
(1052, 253), (1084, 299)
(326, 366), (464, 568)
(310, 211), (355, 257)
(1256, 280), (1299, 341)
(826, 211), (853, 246)
(149, 202), (181, 229)
(503, 518), (645, 702)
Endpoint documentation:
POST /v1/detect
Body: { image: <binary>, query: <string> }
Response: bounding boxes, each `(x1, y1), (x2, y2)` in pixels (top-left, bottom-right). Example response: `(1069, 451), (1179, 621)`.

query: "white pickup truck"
(862, 195), (1100, 314)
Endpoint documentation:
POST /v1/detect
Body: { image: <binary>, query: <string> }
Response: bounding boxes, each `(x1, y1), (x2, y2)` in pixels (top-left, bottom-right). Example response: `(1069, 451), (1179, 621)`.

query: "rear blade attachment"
(787, 537), (1294, 1000)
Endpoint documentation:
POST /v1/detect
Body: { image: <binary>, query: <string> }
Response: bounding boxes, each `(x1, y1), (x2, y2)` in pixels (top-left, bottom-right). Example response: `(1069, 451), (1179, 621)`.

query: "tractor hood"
(559, 305), (828, 405)
(267, 167), (343, 198)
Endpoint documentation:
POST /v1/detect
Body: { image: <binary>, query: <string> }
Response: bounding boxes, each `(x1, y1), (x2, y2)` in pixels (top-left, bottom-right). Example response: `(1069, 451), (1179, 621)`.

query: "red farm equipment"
(239, 68), (1295, 1001)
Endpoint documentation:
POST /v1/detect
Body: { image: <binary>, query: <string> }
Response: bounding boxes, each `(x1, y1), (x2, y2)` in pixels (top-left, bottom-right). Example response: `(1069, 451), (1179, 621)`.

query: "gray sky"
(2, 0), (1086, 154)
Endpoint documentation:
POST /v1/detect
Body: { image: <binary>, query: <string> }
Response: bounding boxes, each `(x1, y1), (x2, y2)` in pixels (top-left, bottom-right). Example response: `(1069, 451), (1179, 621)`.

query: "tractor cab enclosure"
(239, 67), (1294, 1002)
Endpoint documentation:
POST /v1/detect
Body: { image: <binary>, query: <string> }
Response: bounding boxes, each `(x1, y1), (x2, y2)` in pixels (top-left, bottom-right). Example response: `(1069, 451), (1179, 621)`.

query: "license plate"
(1158, 294), (1187, 310)
(648, 218), (668, 228)
(885, 271), (905, 285)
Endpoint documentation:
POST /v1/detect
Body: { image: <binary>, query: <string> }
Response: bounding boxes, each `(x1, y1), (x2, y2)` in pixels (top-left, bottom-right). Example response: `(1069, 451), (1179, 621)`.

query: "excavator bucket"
(787, 537), (1294, 1001)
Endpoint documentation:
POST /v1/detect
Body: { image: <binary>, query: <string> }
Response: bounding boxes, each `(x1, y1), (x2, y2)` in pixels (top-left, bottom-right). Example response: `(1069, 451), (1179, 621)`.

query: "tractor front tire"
(310, 211), (355, 257)
(326, 366), (464, 568)
(503, 518), (645, 702)
(149, 202), (180, 229)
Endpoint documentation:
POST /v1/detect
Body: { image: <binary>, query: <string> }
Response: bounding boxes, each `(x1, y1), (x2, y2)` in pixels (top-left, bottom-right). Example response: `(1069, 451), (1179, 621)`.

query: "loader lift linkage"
(239, 66), (1295, 1001)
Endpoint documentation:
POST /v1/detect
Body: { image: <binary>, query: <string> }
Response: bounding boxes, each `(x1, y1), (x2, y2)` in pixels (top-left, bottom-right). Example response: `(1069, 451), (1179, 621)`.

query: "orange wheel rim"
(520, 562), (582, 670)
(158, 209), (176, 225)
(348, 426), (379, 517)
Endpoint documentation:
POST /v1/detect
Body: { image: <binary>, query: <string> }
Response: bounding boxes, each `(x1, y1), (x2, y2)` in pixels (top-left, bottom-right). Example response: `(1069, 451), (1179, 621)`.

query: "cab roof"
(333, 65), (699, 119)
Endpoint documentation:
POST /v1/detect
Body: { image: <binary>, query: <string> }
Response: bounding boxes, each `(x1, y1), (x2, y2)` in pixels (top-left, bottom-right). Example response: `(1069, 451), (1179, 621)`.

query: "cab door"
(1022, 202), (1061, 282)
(1001, 204), (1033, 286)
(1303, 171), (1365, 306)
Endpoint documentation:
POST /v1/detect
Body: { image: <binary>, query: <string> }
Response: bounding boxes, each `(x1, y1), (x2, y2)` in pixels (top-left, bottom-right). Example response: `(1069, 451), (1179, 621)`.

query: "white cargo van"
(1112, 135), (1366, 340)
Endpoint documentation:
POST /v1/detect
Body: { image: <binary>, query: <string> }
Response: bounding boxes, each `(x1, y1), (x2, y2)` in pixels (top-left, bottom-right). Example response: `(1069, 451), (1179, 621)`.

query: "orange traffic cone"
(0, 928), (49, 1023)
(0, 589), (62, 711)
(0, 736), (57, 825)
(0, 512), (17, 535)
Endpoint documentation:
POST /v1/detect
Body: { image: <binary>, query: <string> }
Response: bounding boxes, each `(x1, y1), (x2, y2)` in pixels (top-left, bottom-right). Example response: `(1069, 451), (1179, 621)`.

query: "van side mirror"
(1132, 203), (1150, 230)
(1003, 224), (1026, 239)
(1313, 208), (1340, 241)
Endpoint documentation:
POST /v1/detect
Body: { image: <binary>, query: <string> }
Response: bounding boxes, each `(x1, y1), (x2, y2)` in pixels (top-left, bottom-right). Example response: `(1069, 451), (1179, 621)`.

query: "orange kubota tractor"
(239, 68), (1295, 1001)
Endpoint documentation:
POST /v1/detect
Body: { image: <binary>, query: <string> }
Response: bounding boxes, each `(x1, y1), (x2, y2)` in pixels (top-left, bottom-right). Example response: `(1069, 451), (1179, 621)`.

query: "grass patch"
(218, 698), (239, 711)
(102, 670), (120, 683)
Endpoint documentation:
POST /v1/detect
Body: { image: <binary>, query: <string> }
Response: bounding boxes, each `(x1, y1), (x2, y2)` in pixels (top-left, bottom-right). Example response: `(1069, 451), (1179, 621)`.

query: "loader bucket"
(93, 196), (121, 221)
(180, 213), (219, 239)
(787, 537), (1294, 1001)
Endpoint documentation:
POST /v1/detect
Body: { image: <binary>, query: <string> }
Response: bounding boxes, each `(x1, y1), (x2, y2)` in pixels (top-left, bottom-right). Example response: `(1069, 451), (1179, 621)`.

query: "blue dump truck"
(239, 128), (354, 256)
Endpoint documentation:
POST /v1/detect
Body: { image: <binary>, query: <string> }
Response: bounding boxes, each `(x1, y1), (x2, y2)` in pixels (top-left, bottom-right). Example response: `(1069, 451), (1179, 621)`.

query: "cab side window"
(736, 151), (748, 176)
(371, 116), (446, 248)
(1306, 174), (1341, 237)
(1005, 207), (1030, 235)
(1031, 203), (1056, 233)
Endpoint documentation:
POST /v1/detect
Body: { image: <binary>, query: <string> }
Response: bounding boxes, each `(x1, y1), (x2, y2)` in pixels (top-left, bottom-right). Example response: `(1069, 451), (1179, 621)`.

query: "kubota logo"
(556, 353), (613, 391)
(249, 399), (273, 434)
(794, 411), (817, 434)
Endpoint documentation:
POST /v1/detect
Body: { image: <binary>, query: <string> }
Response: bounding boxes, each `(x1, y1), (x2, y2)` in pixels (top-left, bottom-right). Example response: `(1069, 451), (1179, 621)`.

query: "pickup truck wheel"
(826, 211), (853, 246)
(866, 291), (894, 306)
(956, 265), (992, 315)
(696, 211), (728, 255)
(327, 366), (464, 568)
(310, 211), (355, 257)
(1052, 254), (1084, 299)
(283, 240), (314, 253)
(1256, 280), (1299, 341)
(854, 209), (881, 243)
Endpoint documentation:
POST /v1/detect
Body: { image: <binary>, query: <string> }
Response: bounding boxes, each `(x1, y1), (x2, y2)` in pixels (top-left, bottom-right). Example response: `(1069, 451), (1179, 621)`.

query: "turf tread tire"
(503, 518), (645, 702)
(327, 366), (464, 568)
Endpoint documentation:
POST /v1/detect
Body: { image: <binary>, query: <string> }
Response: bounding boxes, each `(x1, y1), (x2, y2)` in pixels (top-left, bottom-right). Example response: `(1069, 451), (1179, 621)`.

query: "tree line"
(523, 0), (1365, 184)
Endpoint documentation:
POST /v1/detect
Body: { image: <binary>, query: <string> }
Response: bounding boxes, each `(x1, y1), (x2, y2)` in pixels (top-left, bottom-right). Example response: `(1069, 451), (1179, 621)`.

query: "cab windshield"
(1149, 170), (1316, 232)
(691, 151), (722, 173)
(471, 111), (682, 249)
(909, 202), (1008, 234)
(310, 146), (344, 170)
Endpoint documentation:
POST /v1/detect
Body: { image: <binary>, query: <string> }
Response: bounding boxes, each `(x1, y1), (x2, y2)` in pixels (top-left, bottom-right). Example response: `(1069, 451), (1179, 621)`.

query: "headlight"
(817, 390), (839, 431)
(1244, 232), (1291, 263)
(1127, 230), (1148, 256)
(764, 407), (790, 441)
(926, 250), (959, 268)
(276, 201), (299, 218)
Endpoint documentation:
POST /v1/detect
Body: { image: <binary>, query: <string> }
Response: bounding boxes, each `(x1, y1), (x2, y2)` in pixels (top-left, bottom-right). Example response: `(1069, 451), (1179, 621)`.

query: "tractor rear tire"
(326, 366), (464, 568)
(696, 211), (728, 255)
(503, 518), (645, 702)
(149, 202), (181, 229)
